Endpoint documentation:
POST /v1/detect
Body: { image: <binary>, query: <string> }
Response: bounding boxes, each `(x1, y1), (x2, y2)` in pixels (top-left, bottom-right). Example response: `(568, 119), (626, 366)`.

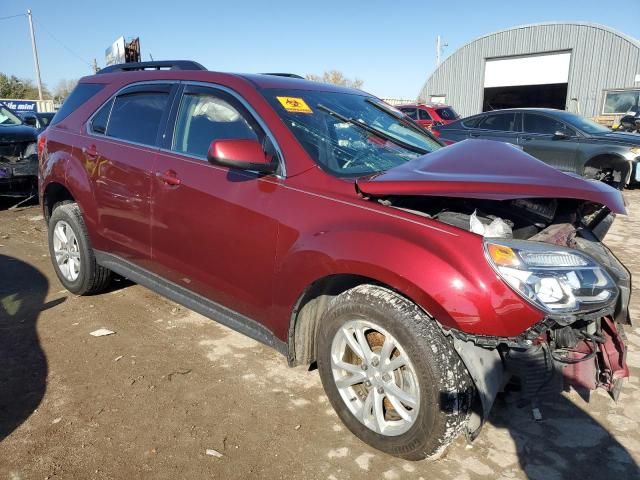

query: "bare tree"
(305, 70), (364, 89)
(53, 79), (78, 103)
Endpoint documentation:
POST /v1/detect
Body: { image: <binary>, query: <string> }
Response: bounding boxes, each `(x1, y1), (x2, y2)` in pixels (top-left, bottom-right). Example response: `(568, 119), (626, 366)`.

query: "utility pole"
(436, 35), (448, 67)
(27, 9), (44, 101)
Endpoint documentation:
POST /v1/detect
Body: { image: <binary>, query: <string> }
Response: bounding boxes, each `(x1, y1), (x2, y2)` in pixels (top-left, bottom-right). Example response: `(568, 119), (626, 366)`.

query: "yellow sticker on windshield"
(277, 96), (313, 114)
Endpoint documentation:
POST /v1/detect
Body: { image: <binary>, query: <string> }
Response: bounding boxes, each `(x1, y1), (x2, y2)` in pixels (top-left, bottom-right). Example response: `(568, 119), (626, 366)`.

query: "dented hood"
(357, 139), (626, 214)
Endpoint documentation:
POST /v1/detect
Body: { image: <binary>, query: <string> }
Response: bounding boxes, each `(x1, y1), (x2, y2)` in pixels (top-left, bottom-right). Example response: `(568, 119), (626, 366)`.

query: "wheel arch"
(583, 153), (632, 185)
(42, 182), (75, 223)
(288, 274), (393, 366)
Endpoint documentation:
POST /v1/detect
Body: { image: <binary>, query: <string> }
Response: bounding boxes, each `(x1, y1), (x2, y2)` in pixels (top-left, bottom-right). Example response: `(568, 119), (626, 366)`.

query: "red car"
(39, 61), (631, 460)
(397, 102), (460, 129)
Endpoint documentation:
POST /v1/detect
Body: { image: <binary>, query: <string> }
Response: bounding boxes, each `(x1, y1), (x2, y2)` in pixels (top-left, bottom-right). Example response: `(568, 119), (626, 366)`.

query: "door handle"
(156, 170), (181, 186)
(469, 133), (480, 138)
(82, 144), (99, 158)
(521, 136), (533, 141)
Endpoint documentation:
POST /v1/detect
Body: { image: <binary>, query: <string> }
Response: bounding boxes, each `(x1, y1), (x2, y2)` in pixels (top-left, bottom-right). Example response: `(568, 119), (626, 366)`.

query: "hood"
(0, 124), (38, 143)
(588, 131), (640, 147)
(357, 139), (626, 214)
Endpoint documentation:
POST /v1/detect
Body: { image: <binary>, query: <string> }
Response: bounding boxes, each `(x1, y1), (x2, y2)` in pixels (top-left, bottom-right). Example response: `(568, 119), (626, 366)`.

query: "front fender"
(272, 221), (543, 340)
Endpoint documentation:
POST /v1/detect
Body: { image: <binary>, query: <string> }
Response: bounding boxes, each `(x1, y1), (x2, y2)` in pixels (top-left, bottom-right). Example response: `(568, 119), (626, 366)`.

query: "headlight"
(629, 146), (640, 156)
(484, 239), (617, 323)
(23, 142), (37, 158)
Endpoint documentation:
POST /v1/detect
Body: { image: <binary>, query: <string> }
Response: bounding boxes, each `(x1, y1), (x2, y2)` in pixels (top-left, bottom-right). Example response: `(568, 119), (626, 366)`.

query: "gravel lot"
(1, 191), (639, 480)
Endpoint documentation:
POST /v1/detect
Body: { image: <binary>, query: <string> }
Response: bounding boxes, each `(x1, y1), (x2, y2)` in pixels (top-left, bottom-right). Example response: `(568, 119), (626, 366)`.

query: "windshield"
(553, 111), (611, 134)
(264, 89), (441, 177)
(0, 106), (23, 126)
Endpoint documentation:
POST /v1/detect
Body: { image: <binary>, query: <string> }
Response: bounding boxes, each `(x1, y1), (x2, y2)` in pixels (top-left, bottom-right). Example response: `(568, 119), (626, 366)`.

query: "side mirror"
(207, 138), (277, 174)
(553, 130), (570, 140)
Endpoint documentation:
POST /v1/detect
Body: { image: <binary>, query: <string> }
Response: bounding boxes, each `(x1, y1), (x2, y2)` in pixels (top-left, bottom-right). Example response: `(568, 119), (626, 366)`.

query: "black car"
(433, 108), (640, 188)
(0, 105), (39, 197)
(19, 111), (55, 132)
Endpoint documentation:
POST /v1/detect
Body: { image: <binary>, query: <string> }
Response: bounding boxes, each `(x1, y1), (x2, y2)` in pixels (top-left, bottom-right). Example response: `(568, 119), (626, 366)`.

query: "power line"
(33, 17), (93, 68)
(0, 13), (26, 21)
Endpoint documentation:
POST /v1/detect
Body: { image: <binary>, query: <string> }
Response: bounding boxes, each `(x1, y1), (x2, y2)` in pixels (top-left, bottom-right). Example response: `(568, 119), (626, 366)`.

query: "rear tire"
(317, 285), (473, 460)
(48, 202), (111, 295)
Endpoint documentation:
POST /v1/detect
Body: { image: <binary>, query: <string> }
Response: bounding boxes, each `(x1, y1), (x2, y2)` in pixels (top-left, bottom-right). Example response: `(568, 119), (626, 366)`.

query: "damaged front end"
(0, 139), (38, 197)
(383, 194), (631, 437)
(356, 140), (632, 437)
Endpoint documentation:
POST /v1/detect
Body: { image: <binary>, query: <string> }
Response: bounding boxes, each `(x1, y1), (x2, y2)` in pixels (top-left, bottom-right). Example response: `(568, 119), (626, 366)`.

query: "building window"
(602, 89), (640, 115)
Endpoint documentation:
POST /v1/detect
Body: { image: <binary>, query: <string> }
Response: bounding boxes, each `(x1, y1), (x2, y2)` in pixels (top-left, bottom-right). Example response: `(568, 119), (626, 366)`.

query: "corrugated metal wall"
(418, 23), (640, 118)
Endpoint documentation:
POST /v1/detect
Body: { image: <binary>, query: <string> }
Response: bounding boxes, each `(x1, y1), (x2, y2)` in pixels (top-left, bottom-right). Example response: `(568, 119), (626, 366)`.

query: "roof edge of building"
(418, 21), (640, 99)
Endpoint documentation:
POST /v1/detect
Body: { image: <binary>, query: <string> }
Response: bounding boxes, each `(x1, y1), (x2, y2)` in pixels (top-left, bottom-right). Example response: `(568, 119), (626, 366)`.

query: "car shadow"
(0, 195), (39, 212)
(0, 254), (51, 441)
(482, 384), (640, 479)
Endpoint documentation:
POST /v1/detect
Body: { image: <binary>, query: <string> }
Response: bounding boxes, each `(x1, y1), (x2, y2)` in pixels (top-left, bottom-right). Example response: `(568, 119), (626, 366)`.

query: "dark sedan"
(433, 108), (640, 188)
(0, 105), (39, 197)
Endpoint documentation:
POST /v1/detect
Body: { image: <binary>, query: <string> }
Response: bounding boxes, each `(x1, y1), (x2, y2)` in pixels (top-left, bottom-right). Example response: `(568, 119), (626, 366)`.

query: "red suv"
(39, 61), (631, 460)
(397, 103), (460, 129)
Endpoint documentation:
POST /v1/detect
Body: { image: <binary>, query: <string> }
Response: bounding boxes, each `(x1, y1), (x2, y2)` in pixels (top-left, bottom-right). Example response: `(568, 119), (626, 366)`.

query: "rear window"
(478, 113), (518, 132)
(436, 107), (459, 120)
(50, 83), (105, 126)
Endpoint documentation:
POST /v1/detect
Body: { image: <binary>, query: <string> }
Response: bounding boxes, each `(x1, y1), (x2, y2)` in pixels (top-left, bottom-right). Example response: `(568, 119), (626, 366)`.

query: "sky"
(1, 0), (638, 99)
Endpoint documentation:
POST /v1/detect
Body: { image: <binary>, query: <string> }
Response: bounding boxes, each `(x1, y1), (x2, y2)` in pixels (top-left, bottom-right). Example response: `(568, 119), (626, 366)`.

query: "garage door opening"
(482, 51), (571, 112)
(483, 83), (568, 111)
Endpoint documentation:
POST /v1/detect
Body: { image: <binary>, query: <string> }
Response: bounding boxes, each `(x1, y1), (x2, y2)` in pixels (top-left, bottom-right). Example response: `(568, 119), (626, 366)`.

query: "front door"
(519, 113), (579, 172)
(150, 85), (281, 323)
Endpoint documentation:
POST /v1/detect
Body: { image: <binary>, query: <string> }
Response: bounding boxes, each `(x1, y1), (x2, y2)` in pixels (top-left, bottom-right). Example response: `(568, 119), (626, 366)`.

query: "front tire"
(48, 202), (111, 295)
(317, 285), (473, 460)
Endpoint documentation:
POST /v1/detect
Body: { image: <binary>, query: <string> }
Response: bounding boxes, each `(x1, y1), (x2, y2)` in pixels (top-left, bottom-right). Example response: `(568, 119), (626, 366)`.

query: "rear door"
(417, 107), (434, 128)
(150, 84), (281, 322)
(473, 112), (520, 144)
(518, 113), (579, 172)
(80, 83), (175, 267)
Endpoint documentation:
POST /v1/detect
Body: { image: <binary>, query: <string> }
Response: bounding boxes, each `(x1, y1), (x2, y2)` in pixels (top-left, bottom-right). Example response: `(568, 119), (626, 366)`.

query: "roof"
(469, 21), (640, 51)
(434, 22), (640, 78)
(82, 67), (363, 95)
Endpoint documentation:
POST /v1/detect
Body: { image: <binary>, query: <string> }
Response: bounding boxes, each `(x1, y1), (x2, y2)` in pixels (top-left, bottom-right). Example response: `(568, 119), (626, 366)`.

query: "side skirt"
(94, 251), (288, 357)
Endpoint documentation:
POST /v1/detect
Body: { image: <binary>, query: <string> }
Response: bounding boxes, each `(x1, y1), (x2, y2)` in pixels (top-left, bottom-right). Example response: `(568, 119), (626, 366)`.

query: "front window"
(172, 90), (260, 159)
(0, 106), (23, 126)
(264, 90), (441, 177)
(552, 111), (611, 134)
(523, 114), (569, 135)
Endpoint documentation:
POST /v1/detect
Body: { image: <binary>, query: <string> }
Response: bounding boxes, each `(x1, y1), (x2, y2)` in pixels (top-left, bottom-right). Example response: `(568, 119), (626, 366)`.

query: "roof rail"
(261, 73), (305, 79)
(97, 60), (207, 74)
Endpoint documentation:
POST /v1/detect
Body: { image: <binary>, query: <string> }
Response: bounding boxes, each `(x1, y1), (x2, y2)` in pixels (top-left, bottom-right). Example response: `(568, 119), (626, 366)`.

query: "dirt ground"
(1, 192), (639, 480)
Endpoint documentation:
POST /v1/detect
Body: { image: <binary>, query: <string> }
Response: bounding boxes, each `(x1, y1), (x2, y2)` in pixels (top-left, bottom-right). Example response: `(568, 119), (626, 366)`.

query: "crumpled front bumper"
(561, 316), (629, 400)
(0, 154), (38, 196)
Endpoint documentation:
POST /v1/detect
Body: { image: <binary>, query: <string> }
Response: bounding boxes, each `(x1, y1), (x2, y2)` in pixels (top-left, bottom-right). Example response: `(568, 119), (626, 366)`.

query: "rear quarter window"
(50, 83), (105, 126)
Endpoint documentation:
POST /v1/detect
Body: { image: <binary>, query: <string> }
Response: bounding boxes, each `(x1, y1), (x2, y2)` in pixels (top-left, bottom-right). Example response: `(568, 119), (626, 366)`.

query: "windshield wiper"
(316, 104), (428, 155)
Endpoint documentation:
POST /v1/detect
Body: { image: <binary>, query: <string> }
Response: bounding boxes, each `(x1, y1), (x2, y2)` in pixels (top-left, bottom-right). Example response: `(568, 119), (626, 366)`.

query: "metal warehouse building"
(419, 22), (640, 120)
